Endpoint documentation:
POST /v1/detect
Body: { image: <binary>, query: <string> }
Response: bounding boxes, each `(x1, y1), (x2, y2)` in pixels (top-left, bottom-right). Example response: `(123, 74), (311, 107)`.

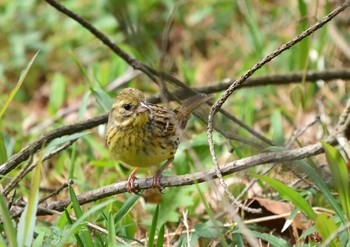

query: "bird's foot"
(127, 168), (141, 194)
(151, 171), (164, 192)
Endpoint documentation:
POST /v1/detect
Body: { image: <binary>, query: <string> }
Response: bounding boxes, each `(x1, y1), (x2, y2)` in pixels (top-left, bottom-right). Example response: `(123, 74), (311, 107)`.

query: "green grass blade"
(44, 132), (89, 156)
(17, 143), (44, 246)
(297, 0), (309, 70)
(107, 211), (117, 247)
(252, 231), (289, 247)
(70, 51), (92, 86)
(78, 92), (91, 121)
(0, 134), (7, 164)
(57, 198), (117, 246)
(68, 184), (94, 247)
(147, 204), (159, 247)
(266, 146), (347, 224)
(322, 142), (350, 221)
(91, 87), (113, 112)
(68, 143), (77, 179)
(32, 232), (45, 247)
(256, 174), (317, 220)
(195, 183), (227, 246)
(64, 208), (84, 246)
(315, 214), (340, 247)
(68, 185), (84, 218)
(0, 194), (18, 247)
(114, 194), (139, 223)
(48, 73), (66, 113)
(295, 159), (346, 223)
(0, 51), (39, 118)
(156, 223), (165, 247)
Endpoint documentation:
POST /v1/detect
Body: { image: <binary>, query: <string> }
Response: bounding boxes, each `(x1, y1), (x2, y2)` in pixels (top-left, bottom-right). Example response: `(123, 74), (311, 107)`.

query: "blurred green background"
(1, 0), (350, 246)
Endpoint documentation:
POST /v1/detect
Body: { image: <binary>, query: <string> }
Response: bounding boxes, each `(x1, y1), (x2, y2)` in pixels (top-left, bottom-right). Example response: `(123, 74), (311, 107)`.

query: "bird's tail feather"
(178, 93), (213, 116)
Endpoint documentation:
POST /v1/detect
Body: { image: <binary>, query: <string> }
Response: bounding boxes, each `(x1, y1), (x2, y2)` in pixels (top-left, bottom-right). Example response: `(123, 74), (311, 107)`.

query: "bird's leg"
(152, 158), (173, 189)
(127, 167), (139, 193)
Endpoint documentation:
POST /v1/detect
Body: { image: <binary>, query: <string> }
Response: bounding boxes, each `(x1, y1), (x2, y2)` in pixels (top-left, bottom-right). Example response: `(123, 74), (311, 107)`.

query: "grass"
(1, 0), (350, 246)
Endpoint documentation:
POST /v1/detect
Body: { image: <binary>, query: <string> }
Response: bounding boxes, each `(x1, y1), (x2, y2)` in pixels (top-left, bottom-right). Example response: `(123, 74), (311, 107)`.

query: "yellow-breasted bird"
(106, 88), (212, 193)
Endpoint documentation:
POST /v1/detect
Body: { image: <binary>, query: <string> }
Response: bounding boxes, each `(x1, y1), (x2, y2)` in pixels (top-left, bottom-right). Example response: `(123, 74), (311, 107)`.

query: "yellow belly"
(107, 127), (177, 168)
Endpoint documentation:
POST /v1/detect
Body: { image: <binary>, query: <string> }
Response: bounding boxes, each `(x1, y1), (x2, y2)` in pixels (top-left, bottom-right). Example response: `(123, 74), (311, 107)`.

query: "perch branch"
(35, 138), (335, 214)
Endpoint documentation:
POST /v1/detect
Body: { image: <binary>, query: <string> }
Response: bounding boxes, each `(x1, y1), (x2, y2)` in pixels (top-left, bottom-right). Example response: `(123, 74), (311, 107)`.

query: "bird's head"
(109, 88), (151, 128)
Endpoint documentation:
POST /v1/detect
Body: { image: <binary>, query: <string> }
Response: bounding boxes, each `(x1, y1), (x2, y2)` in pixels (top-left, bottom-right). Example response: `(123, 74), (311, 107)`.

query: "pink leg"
(127, 167), (139, 193)
(152, 158), (173, 189)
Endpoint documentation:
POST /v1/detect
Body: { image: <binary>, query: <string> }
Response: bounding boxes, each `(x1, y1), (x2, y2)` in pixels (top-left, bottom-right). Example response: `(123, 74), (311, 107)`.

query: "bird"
(106, 88), (212, 193)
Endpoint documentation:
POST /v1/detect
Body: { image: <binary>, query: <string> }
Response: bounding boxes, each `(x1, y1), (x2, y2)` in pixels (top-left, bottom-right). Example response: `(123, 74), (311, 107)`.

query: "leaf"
(270, 110), (285, 145)
(294, 159), (346, 223)
(290, 85), (305, 108)
(78, 92), (91, 121)
(253, 231), (289, 247)
(57, 198), (117, 246)
(68, 185), (94, 247)
(44, 132), (89, 155)
(194, 221), (223, 239)
(90, 87), (113, 112)
(64, 208), (84, 245)
(0, 51), (39, 118)
(0, 194), (17, 247)
(256, 174), (317, 220)
(70, 51), (92, 86)
(315, 214), (340, 247)
(266, 146), (347, 224)
(159, 187), (196, 223)
(49, 73), (66, 113)
(57, 204), (72, 230)
(322, 142), (350, 221)
(107, 211), (117, 247)
(147, 204), (159, 247)
(0, 134), (7, 164)
(156, 223), (165, 247)
(114, 194), (139, 223)
(32, 232), (45, 247)
(17, 144), (44, 246)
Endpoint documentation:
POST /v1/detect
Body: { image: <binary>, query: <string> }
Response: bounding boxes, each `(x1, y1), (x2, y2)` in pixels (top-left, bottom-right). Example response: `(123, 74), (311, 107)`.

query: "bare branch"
(191, 69), (350, 95)
(3, 139), (78, 196)
(0, 115), (106, 175)
(37, 138), (334, 214)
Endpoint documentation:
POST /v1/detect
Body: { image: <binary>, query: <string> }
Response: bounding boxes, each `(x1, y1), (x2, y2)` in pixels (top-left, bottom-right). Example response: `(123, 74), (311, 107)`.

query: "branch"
(207, 0), (350, 210)
(192, 69), (350, 95)
(37, 139), (334, 214)
(0, 114), (106, 175)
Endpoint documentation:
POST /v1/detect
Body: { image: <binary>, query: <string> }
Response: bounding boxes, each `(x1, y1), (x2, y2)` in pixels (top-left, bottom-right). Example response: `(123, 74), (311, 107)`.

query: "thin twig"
(3, 139), (78, 196)
(39, 179), (74, 204)
(286, 116), (320, 147)
(0, 115), (106, 175)
(207, 0), (350, 214)
(237, 116), (321, 201)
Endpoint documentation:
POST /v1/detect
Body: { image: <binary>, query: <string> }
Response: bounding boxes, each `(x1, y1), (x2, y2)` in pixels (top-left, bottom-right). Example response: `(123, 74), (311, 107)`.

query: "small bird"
(106, 88), (212, 193)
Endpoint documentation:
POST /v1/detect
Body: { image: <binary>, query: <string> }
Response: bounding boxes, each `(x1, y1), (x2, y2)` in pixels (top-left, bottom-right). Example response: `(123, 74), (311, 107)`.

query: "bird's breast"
(106, 119), (179, 167)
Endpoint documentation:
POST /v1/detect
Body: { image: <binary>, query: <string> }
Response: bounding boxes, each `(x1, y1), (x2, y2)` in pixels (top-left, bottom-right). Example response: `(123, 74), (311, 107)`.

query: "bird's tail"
(178, 93), (213, 116)
(175, 93), (212, 129)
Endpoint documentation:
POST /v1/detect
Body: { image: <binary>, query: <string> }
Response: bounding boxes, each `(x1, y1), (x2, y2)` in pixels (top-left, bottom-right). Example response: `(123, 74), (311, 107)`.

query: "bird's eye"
(123, 104), (132, 110)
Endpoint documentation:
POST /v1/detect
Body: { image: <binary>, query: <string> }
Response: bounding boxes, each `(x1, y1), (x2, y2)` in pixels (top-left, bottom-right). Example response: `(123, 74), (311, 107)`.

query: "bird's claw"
(127, 174), (141, 194)
(152, 172), (164, 192)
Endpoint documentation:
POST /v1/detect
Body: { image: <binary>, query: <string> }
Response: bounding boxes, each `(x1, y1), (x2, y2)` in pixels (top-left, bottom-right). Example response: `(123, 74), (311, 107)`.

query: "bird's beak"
(136, 102), (150, 113)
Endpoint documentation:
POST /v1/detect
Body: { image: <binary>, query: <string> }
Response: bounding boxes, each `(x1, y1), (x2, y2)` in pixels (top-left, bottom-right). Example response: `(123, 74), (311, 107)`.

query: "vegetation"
(1, 0), (350, 246)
